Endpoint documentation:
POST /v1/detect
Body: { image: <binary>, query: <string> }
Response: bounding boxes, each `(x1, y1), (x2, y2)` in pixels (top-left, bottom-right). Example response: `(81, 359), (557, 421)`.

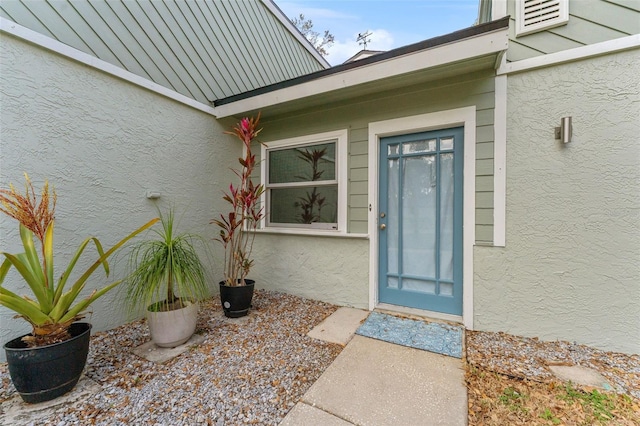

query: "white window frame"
(260, 129), (348, 235)
(516, 0), (569, 37)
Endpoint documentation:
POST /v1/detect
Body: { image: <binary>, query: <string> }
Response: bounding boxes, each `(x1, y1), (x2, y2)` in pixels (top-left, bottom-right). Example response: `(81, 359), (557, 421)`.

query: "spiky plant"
(124, 208), (209, 313)
(211, 114), (265, 286)
(0, 174), (158, 346)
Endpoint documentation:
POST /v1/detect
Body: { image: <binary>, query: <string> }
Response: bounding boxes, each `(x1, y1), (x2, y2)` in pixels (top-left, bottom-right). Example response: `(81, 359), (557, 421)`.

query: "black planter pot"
(219, 280), (255, 318)
(3, 322), (92, 404)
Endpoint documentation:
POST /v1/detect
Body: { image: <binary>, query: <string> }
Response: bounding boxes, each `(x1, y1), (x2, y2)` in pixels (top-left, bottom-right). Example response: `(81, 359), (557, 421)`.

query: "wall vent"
(516, 0), (569, 37)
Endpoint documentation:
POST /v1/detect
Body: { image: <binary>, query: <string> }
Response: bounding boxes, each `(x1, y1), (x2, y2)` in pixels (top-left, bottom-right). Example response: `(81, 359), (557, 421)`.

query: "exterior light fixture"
(555, 116), (573, 143)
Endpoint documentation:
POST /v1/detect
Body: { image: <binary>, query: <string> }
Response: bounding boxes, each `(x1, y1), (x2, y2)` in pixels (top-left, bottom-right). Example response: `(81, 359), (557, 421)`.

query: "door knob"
(380, 224), (386, 230)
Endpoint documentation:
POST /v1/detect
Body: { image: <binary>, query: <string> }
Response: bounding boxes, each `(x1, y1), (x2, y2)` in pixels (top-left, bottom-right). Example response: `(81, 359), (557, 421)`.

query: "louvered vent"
(516, 0), (569, 37)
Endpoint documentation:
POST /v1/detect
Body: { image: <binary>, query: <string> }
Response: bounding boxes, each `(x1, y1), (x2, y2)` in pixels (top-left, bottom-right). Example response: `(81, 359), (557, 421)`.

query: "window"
(516, 0), (569, 37)
(262, 130), (348, 232)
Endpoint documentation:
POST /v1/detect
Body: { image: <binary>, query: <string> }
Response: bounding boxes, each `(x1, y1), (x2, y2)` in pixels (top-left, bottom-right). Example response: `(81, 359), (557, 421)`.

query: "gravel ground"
(2, 293), (638, 425)
(1, 290), (342, 425)
(466, 330), (640, 400)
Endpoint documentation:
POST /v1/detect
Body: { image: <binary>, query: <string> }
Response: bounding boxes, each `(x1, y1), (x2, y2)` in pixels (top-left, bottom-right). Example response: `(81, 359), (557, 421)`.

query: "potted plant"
(0, 174), (158, 403)
(123, 208), (210, 348)
(211, 114), (265, 318)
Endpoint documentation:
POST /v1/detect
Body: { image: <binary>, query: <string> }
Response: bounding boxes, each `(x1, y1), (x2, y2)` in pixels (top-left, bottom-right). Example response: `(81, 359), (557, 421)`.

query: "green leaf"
(0, 252), (50, 311)
(0, 287), (51, 325)
(54, 236), (101, 306)
(3, 217), (159, 331)
(43, 221), (55, 300)
(49, 218), (159, 321)
(19, 224), (45, 287)
(0, 257), (11, 283)
(59, 279), (123, 323)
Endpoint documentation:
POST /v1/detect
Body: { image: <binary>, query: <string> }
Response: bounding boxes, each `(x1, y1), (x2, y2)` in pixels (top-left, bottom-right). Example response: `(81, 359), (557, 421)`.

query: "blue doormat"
(356, 312), (464, 358)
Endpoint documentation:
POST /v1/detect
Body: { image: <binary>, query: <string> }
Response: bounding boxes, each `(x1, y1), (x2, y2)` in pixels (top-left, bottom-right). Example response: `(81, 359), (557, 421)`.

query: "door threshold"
(375, 303), (463, 326)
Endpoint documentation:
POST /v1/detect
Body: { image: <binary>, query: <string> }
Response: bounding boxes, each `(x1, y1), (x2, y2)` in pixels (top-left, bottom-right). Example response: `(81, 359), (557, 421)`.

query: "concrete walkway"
(280, 308), (468, 425)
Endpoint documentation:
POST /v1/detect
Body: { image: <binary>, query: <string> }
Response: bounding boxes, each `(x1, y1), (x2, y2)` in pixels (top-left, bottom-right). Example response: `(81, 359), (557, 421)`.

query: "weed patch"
(466, 365), (640, 425)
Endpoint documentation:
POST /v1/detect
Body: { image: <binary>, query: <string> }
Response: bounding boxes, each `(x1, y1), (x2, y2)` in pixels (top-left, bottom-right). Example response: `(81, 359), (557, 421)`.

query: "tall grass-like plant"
(212, 114), (265, 286)
(0, 174), (158, 346)
(124, 209), (209, 313)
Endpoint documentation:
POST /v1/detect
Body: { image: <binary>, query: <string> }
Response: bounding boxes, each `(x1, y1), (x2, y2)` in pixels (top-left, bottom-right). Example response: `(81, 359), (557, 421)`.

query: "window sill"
(255, 228), (369, 239)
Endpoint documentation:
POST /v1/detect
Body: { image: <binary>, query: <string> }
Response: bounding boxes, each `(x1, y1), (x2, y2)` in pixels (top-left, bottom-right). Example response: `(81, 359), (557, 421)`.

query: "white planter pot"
(147, 301), (198, 348)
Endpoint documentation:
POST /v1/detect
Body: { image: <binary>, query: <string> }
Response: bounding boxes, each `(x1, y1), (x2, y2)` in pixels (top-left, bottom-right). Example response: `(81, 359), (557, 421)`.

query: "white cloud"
(326, 29), (395, 66)
(278, 2), (355, 20)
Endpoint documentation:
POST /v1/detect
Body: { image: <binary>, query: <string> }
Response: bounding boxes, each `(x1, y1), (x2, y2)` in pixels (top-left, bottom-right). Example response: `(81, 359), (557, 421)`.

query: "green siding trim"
(260, 70), (496, 244)
(476, 192), (494, 209)
(605, 0), (640, 11)
(350, 181), (368, 195)
(0, 0), (325, 104)
(476, 209), (494, 225)
(506, 0), (640, 62)
(477, 142), (494, 160)
(476, 176), (494, 192)
(476, 159), (494, 176)
(475, 225), (494, 243)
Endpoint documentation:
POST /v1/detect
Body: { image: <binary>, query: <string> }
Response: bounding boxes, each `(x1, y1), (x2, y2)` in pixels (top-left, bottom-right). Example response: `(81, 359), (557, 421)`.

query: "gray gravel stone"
(0, 291), (341, 426)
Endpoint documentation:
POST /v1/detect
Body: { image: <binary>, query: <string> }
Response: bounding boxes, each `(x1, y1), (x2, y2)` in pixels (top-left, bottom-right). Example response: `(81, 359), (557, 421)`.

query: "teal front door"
(378, 127), (463, 315)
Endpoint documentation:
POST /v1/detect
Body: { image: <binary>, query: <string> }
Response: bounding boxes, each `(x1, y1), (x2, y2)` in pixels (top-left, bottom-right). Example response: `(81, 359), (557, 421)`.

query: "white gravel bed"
(1, 290), (342, 425)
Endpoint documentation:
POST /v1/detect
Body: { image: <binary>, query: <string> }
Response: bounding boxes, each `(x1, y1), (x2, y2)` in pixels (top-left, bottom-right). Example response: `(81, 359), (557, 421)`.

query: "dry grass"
(466, 330), (640, 425)
(467, 366), (640, 425)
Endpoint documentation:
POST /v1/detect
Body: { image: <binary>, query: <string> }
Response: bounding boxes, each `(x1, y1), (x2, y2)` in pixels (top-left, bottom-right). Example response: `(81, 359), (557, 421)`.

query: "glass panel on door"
(378, 127), (464, 315)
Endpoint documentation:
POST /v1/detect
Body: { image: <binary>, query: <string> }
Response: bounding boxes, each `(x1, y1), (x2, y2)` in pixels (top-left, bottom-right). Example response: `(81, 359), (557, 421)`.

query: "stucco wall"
(251, 234), (369, 309)
(0, 34), (236, 360)
(474, 49), (640, 354)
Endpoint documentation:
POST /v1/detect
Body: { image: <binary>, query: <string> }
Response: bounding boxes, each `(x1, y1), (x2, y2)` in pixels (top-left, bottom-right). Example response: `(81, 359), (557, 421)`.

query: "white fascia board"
(0, 17), (218, 117)
(260, 0), (330, 68)
(215, 29), (509, 118)
(498, 34), (640, 75)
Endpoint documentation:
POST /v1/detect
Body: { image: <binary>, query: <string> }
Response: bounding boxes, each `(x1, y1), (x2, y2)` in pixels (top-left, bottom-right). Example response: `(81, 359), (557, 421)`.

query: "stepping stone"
(132, 334), (205, 363)
(308, 307), (370, 346)
(548, 365), (613, 390)
(0, 376), (101, 426)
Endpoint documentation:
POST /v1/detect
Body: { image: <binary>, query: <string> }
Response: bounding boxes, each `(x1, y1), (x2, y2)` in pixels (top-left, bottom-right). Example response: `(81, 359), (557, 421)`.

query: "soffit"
(213, 18), (509, 118)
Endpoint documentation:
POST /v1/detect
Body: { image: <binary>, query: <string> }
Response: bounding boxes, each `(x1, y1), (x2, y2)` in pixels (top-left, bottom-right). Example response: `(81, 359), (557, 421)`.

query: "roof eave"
(213, 17), (509, 118)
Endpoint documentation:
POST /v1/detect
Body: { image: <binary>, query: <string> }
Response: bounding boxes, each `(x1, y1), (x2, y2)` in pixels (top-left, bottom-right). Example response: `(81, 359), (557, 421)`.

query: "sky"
(276, 0), (481, 65)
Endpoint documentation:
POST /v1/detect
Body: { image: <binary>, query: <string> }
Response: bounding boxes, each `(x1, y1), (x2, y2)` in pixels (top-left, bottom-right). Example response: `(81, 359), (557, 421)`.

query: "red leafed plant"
(211, 114), (265, 286)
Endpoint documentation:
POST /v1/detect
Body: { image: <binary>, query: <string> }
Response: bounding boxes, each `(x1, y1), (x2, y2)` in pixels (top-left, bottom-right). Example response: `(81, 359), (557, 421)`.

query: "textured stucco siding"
(250, 234), (370, 309)
(0, 34), (237, 360)
(474, 49), (640, 354)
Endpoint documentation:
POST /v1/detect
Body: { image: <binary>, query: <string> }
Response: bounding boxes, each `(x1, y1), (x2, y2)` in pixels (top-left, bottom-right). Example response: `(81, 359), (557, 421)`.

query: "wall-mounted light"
(554, 116), (573, 143)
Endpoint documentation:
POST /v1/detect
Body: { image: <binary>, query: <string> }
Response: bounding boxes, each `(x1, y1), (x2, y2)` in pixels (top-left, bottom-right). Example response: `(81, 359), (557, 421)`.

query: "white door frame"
(367, 107), (476, 329)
